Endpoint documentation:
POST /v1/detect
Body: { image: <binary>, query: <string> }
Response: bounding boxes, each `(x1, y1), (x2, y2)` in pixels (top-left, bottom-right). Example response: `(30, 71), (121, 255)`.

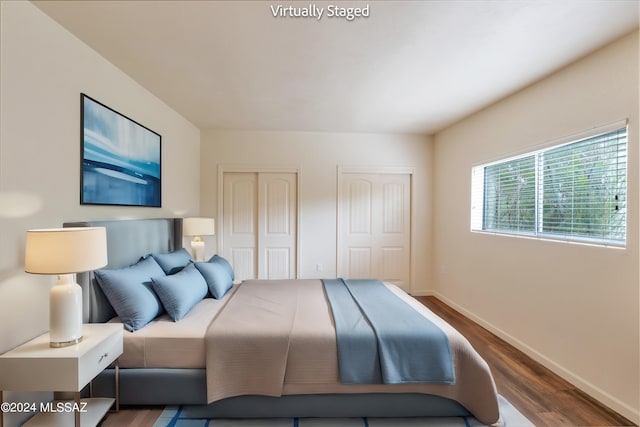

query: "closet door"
(258, 173), (297, 280)
(222, 172), (258, 281)
(339, 172), (411, 291)
(222, 171), (297, 281)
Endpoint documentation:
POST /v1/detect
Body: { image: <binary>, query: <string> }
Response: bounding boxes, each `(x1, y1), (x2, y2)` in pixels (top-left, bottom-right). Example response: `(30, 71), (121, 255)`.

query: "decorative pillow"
(207, 254), (235, 281)
(151, 248), (193, 275)
(194, 261), (233, 299)
(151, 263), (208, 321)
(94, 256), (166, 332)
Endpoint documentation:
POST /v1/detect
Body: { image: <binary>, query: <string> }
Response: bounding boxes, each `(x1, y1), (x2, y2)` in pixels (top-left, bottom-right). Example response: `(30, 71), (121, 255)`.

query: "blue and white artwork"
(81, 94), (161, 207)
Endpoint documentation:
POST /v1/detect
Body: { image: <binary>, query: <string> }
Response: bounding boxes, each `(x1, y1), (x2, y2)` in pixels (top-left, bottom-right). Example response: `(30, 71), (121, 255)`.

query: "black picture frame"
(81, 94), (161, 207)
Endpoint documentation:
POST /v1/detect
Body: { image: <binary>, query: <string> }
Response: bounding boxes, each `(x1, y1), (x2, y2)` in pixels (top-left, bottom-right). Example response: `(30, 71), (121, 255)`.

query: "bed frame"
(64, 218), (471, 418)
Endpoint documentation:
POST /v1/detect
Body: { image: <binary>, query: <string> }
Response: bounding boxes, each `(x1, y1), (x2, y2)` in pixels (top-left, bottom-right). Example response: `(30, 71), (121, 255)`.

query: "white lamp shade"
(25, 227), (108, 274)
(183, 217), (215, 237)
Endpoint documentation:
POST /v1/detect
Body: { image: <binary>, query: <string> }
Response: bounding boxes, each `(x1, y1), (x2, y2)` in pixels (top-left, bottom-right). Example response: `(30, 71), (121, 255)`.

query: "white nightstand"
(0, 323), (122, 427)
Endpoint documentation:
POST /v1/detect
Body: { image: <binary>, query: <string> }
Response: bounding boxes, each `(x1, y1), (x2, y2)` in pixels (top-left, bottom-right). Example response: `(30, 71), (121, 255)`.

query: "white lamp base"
(191, 238), (205, 262)
(50, 274), (83, 348)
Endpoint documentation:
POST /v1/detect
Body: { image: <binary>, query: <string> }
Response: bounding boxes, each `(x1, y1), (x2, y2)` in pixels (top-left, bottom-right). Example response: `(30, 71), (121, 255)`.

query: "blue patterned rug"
(153, 395), (534, 427)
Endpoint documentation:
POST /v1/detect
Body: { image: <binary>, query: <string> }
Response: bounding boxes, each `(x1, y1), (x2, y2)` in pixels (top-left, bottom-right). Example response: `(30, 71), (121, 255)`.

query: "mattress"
(110, 285), (238, 368)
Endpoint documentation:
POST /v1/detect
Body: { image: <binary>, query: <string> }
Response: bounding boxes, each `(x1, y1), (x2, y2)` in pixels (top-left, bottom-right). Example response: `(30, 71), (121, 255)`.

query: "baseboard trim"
(425, 291), (639, 425)
(411, 290), (435, 297)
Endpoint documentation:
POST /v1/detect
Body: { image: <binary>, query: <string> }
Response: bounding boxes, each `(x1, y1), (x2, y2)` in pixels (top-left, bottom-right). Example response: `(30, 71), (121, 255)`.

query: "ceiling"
(33, 1), (639, 135)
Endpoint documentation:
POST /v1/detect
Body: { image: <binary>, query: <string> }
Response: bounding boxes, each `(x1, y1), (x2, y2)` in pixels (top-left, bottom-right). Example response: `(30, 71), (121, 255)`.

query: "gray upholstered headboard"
(63, 218), (183, 323)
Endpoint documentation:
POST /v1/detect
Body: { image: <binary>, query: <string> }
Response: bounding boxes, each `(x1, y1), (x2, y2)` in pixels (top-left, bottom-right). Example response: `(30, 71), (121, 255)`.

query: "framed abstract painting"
(80, 94), (161, 207)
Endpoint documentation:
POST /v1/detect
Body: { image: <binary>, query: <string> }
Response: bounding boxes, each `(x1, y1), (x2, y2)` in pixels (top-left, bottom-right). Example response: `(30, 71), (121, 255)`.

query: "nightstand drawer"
(78, 327), (122, 388)
(0, 324), (123, 392)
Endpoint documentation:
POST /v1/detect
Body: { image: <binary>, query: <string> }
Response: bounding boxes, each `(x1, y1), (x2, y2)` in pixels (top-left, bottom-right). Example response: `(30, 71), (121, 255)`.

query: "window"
(471, 125), (627, 246)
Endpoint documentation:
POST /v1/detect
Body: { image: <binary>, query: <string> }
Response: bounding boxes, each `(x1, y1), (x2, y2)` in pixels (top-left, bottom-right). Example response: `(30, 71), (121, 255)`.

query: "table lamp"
(25, 227), (107, 348)
(183, 217), (215, 261)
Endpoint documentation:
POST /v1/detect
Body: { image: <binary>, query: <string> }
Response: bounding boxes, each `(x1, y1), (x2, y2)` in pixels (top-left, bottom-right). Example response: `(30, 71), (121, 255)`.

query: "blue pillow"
(207, 254), (235, 281)
(151, 263), (208, 321)
(151, 248), (192, 274)
(94, 256), (166, 332)
(194, 261), (233, 299)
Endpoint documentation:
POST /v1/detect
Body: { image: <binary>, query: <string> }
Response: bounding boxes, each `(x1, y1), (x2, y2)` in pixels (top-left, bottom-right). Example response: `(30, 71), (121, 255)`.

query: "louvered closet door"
(340, 173), (411, 291)
(222, 172), (297, 281)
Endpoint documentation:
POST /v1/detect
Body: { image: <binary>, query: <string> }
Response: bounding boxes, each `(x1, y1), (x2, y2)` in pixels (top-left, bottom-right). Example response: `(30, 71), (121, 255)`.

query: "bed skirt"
(91, 368), (471, 418)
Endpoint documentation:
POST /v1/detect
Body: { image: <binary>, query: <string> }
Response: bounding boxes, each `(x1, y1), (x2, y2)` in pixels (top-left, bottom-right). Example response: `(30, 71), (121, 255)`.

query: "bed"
(64, 218), (501, 425)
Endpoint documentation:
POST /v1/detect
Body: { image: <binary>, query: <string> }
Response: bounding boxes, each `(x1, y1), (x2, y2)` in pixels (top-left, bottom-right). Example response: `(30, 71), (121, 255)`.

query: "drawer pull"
(98, 352), (109, 363)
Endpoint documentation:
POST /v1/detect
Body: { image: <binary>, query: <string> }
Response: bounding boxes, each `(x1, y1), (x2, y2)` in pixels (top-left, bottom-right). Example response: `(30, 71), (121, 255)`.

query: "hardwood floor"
(418, 296), (635, 427)
(101, 406), (163, 427)
(99, 295), (636, 427)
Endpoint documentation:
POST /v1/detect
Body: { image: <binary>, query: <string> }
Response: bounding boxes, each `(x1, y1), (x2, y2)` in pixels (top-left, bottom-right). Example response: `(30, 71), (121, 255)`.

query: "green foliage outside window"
(478, 127), (627, 245)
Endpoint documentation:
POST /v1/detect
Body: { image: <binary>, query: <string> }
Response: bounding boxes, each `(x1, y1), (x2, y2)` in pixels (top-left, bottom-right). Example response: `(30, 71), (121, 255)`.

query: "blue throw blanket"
(322, 279), (455, 385)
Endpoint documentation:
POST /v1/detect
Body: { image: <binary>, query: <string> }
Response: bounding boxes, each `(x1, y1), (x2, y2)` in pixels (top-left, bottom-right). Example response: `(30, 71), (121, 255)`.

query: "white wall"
(0, 3), (200, 424)
(200, 130), (434, 293)
(432, 31), (639, 423)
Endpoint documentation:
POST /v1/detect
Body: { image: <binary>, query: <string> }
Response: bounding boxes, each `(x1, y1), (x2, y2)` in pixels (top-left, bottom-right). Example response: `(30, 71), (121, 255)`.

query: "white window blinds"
(471, 125), (627, 246)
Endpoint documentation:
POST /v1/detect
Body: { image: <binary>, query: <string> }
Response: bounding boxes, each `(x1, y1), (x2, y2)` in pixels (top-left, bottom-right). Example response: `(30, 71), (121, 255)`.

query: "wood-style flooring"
(99, 295), (636, 427)
(418, 296), (635, 427)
